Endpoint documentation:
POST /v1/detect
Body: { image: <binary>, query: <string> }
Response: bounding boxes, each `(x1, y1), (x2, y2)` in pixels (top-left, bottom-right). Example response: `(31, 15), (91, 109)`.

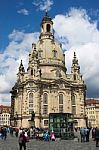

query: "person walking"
(86, 127), (90, 142)
(95, 127), (99, 147)
(80, 127), (85, 142)
(1, 127), (4, 139)
(3, 127), (7, 140)
(50, 131), (56, 141)
(92, 128), (96, 140)
(84, 127), (90, 142)
(18, 131), (27, 150)
(43, 131), (49, 141)
(15, 128), (19, 137)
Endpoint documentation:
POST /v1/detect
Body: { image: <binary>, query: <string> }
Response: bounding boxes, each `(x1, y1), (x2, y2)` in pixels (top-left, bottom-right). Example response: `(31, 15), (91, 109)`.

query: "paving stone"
(0, 134), (98, 150)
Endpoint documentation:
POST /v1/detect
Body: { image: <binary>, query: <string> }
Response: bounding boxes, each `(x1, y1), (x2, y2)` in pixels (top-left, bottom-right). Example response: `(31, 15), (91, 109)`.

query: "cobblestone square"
(0, 134), (98, 150)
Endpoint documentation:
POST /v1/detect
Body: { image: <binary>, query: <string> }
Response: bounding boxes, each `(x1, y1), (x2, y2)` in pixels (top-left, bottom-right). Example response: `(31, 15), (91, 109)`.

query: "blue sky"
(0, 0), (99, 50)
(0, 0), (99, 105)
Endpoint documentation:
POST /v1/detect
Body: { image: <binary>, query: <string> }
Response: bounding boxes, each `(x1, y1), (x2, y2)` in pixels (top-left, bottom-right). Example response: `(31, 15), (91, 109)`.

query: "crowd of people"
(74, 126), (99, 147)
(1, 126), (99, 149)
(0, 126), (56, 150)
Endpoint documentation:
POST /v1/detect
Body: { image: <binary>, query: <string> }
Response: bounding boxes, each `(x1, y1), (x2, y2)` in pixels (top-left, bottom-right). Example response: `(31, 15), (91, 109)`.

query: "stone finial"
(74, 51), (76, 57)
(73, 52), (78, 65)
(19, 59), (25, 72)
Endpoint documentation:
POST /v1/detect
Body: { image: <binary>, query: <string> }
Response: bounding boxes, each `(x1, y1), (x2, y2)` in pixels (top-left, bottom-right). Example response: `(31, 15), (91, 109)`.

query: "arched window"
(38, 50), (42, 58)
(59, 94), (63, 104)
(43, 93), (48, 114)
(46, 24), (50, 32)
(29, 93), (33, 114)
(72, 94), (75, 105)
(34, 69), (35, 76)
(29, 93), (33, 103)
(74, 74), (76, 80)
(71, 94), (76, 115)
(43, 93), (48, 104)
(72, 106), (76, 115)
(31, 69), (33, 75)
(53, 50), (57, 58)
(59, 94), (63, 113)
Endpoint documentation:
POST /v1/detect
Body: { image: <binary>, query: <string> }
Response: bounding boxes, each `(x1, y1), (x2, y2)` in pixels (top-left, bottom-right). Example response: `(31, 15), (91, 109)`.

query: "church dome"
(36, 13), (65, 68)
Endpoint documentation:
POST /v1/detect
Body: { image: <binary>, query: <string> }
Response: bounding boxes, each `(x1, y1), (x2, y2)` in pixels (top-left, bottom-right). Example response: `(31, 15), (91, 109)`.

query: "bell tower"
(39, 11), (54, 40)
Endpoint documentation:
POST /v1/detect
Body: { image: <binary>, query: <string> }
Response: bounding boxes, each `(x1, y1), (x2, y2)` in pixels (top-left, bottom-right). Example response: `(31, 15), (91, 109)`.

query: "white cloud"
(53, 8), (99, 98)
(1, 7), (99, 106)
(32, 0), (53, 11)
(0, 30), (39, 105)
(17, 8), (29, 15)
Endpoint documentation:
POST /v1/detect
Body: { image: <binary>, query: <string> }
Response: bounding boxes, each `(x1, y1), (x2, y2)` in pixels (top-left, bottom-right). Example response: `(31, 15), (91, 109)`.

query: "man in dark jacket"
(95, 127), (99, 147)
(18, 131), (27, 150)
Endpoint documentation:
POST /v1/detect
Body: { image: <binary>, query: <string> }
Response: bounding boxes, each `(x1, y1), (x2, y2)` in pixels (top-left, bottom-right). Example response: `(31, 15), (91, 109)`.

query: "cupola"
(39, 11), (54, 40)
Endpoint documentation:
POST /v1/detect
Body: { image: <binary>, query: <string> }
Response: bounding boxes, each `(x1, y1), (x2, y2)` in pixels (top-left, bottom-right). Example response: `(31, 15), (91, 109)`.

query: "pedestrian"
(1, 127), (4, 139)
(50, 131), (55, 141)
(18, 131), (27, 150)
(3, 127), (7, 140)
(15, 128), (19, 137)
(95, 127), (99, 147)
(10, 127), (14, 136)
(84, 127), (90, 142)
(27, 128), (30, 138)
(43, 131), (49, 141)
(92, 128), (96, 140)
(74, 127), (80, 142)
(80, 127), (85, 142)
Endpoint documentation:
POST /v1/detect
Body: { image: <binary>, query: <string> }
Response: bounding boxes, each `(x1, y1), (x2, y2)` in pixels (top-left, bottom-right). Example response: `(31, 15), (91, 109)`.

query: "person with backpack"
(18, 131), (27, 150)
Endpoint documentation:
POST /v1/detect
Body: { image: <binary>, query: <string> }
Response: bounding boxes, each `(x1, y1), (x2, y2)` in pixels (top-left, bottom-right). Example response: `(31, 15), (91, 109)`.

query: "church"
(10, 12), (87, 128)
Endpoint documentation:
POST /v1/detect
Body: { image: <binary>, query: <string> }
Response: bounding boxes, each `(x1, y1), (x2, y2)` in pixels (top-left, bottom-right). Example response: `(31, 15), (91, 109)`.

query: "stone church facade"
(10, 13), (86, 128)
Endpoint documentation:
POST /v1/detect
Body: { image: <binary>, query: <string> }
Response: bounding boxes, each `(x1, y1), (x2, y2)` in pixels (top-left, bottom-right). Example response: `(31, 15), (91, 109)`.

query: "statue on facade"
(31, 111), (35, 121)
